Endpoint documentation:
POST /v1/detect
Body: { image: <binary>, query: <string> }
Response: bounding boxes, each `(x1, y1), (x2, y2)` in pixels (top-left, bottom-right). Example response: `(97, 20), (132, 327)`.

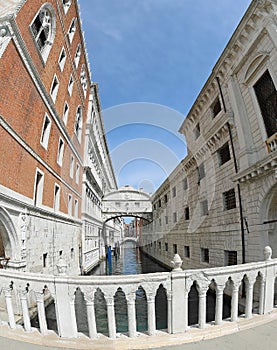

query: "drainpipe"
(216, 77), (246, 264)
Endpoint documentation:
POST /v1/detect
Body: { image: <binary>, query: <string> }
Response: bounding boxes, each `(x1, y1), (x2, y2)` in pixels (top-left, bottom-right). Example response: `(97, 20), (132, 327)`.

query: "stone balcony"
(266, 133), (277, 153)
(0, 248), (276, 346)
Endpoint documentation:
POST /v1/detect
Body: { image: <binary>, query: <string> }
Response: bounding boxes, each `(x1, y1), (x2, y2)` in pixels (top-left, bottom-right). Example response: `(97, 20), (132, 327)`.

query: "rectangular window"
(158, 199), (161, 207)
(76, 163), (80, 184)
(153, 204), (156, 210)
(194, 123), (200, 139)
(57, 138), (65, 166)
(59, 250), (63, 256)
(74, 199), (79, 218)
(212, 96), (222, 118)
(172, 186), (176, 197)
(158, 242), (161, 250)
(70, 155), (74, 178)
(173, 244), (177, 254)
(185, 206), (190, 220)
(218, 142), (231, 166)
(68, 18), (77, 43)
(54, 184), (60, 211)
(40, 114), (51, 149)
(201, 200), (208, 216)
(173, 212), (177, 223)
(165, 242), (168, 252)
(58, 47), (66, 71)
(71, 247), (74, 259)
(224, 250), (237, 266)
(223, 188), (236, 210)
(62, 102), (69, 125)
(68, 194), (72, 215)
(201, 248), (209, 263)
(165, 215), (168, 224)
(34, 169), (44, 206)
(164, 194), (168, 203)
(197, 163), (205, 182)
(50, 75), (59, 102)
(68, 74), (74, 96)
(184, 246), (190, 258)
(183, 177), (188, 190)
(43, 253), (47, 268)
(254, 70), (277, 138)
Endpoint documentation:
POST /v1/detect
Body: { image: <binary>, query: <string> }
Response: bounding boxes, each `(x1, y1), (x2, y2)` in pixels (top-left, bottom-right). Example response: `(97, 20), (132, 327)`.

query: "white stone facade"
(141, 0), (277, 270)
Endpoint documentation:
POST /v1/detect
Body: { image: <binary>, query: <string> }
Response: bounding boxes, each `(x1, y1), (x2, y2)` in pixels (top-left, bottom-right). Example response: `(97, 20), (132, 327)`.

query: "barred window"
(218, 142), (231, 166)
(183, 177), (188, 190)
(158, 199), (161, 207)
(197, 163), (205, 182)
(172, 186), (176, 197)
(173, 244), (177, 254)
(201, 248), (209, 263)
(254, 70), (277, 138)
(212, 96), (222, 118)
(223, 188), (236, 210)
(164, 194), (168, 203)
(224, 250), (237, 266)
(184, 245), (190, 258)
(194, 123), (200, 140)
(158, 242), (161, 250)
(185, 206), (190, 220)
(201, 199), (208, 216)
(173, 212), (177, 223)
(165, 216), (168, 224)
(165, 243), (168, 252)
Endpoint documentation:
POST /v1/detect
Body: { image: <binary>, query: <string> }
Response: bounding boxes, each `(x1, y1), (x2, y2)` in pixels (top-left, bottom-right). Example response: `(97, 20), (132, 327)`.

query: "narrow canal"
(32, 243), (232, 335)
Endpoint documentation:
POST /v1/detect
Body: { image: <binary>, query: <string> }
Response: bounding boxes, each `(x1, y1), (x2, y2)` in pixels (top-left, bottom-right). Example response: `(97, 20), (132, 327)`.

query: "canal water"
(31, 244), (231, 335)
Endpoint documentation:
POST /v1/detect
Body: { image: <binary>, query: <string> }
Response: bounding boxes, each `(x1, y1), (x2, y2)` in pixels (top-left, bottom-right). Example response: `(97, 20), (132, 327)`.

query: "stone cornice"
(233, 151), (277, 183)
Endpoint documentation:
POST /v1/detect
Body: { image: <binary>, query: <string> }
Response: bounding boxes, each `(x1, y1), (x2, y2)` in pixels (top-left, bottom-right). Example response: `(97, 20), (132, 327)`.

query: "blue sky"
(78, 0), (252, 192)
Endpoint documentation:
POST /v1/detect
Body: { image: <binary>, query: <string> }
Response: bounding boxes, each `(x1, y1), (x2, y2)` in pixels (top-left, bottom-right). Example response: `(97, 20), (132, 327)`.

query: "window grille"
(223, 188), (236, 210)
(172, 186), (176, 197)
(184, 245), (190, 258)
(201, 200), (208, 216)
(201, 248), (209, 263)
(224, 250), (237, 266)
(197, 163), (205, 182)
(165, 243), (168, 252)
(218, 142), (231, 165)
(254, 70), (277, 137)
(183, 177), (188, 190)
(173, 244), (177, 254)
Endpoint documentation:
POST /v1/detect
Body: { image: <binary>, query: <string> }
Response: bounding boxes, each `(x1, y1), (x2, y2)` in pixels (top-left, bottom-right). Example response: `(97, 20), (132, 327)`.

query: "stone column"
(34, 291), (48, 335)
(259, 279), (265, 315)
(86, 299), (97, 339)
(147, 294), (156, 336)
(215, 285), (224, 325)
(126, 293), (137, 338)
(198, 289), (207, 329)
(245, 281), (254, 319)
(19, 289), (31, 332)
(3, 287), (16, 329)
(231, 284), (239, 322)
(184, 290), (189, 331)
(69, 295), (78, 336)
(167, 291), (172, 334)
(106, 297), (116, 339)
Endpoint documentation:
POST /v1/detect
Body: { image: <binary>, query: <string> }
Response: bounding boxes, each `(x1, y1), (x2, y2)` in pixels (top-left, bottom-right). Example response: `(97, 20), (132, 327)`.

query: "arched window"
(80, 64), (88, 97)
(30, 4), (56, 62)
(74, 106), (82, 142)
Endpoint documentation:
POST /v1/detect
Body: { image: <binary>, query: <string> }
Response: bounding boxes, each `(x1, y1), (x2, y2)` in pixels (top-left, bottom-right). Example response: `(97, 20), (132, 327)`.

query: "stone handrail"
(0, 249), (276, 341)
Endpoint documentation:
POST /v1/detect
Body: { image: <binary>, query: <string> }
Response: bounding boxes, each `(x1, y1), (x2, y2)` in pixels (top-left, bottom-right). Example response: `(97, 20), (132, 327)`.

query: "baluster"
(147, 293), (156, 336)
(19, 289), (31, 332)
(126, 293), (137, 338)
(231, 284), (240, 322)
(215, 285), (225, 325)
(259, 279), (265, 315)
(106, 296), (116, 339)
(167, 291), (172, 334)
(35, 291), (48, 335)
(197, 288), (207, 329)
(84, 292), (97, 339)
(3, 287), (16, 329)
(245, 279), (255, 319)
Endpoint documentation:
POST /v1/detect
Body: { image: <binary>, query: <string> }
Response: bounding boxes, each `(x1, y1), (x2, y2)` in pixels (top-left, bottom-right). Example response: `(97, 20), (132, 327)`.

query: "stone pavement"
(1, 311), (277, 350)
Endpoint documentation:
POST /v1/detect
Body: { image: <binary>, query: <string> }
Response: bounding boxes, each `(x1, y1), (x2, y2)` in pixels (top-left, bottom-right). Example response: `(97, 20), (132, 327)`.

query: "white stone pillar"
(126, 294), (137, 338)
(259, 279), (265, 315)
(19, 289), (31, 332)
(147, 294), (156, 336)
(106, 297), (116, 339)
(198, 289), (207, 329)
(86, 300), (97, 339)
(245, 282), (254, 319)
(3, 287), (16, 329)
(215, 285), (224, 325)
(171, 271), (187, 333)
(231, 284), (239, 322)
(184, 290), (189, 331)
(69, 295), (78, 336)
(167, 292), (172, 334)
(35, 291), (48, 335)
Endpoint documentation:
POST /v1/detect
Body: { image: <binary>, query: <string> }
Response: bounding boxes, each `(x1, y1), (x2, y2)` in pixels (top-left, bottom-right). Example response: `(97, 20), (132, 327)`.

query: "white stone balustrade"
(0, 254), (277, 341)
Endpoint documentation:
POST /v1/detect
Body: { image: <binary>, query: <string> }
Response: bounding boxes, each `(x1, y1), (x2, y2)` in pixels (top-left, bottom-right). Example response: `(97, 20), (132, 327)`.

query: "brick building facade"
(0, 0), (121, 274)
